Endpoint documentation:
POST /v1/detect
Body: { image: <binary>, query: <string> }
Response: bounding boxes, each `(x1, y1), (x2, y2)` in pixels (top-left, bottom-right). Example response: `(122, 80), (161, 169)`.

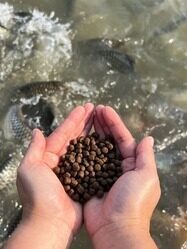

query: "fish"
(0, 155), (20, 196)
(3, 104), (31, 142)
(152, 13), (187, 38)
(21, 98), (55, 136)
(3, 99), (55, 141)
(0, 154), (22, 244)
(74, 38), (135, 74)
(14, 81), (67, 99)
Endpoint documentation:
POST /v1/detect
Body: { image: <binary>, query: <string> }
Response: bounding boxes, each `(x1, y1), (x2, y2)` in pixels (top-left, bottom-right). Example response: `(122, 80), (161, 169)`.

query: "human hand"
(84, 105), (161, 248)
(17, 103), (94, 240)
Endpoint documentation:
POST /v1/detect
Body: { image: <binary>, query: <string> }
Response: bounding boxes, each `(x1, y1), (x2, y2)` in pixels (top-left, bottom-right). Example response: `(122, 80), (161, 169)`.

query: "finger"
(80, 103), (94, 136)
(46, 106), (85, 155)
(58, 103), (94, 155)
(43, 152), (59, 169)
(94, 106), (106, 138)
(22, 129), (46, 166)
(122, 157), (136, 173)
(136, 136), (157, 172)
(96, 105), (110, 136)
(103, 106), (136, 158)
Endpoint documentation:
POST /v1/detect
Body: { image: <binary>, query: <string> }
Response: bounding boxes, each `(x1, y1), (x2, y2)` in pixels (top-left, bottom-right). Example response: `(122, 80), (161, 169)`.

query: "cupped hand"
(17, 103), (94, 236)
(84, 105), (161, 241)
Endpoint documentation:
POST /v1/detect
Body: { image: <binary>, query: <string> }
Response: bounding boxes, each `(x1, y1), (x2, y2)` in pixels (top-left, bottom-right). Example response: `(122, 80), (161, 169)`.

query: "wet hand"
(84, 105), (161, 248)
(17, 103), (94, 238)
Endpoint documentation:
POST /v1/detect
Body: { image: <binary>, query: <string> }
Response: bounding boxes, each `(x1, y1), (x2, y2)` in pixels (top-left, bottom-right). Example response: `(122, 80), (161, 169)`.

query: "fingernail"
(148, 136), (154, 147)
(32, 129), (38, 138)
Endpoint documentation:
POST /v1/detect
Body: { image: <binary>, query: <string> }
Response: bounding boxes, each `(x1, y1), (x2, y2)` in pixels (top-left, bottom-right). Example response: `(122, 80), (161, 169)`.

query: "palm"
(18, 103), (94, 233)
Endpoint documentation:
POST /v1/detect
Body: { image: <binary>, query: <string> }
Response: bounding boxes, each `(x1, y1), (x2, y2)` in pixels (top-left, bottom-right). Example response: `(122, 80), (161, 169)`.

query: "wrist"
(6, 211), (73, 249)
(91, 220), (155, 249)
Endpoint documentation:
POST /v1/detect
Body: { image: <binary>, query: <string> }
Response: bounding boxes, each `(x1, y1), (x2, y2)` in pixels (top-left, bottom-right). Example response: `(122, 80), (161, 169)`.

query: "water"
(0, 0), (187, 248)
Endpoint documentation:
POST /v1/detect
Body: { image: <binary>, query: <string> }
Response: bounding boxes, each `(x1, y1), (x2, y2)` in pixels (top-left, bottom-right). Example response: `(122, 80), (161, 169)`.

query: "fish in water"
(3, 104), (31, 142)
(0, 154), (22, 244)
(0, 155), (20, 196)
(3, 99), (55, 142)
(14, 81), (67, 99)
(73, 38), (135, 74)
(152, 13), (187, 38)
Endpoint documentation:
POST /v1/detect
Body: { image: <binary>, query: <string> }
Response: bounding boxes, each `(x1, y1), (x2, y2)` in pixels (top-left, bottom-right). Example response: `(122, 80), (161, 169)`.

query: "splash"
(0, 3), (72, 82)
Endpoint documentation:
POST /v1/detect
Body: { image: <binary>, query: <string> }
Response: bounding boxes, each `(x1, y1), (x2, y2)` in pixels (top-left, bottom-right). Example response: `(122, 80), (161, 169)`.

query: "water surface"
(0, 0), (187, 248)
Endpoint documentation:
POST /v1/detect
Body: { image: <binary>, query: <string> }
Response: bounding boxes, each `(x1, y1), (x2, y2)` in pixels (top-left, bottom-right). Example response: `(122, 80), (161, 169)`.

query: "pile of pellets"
(54, 132), (123, 203)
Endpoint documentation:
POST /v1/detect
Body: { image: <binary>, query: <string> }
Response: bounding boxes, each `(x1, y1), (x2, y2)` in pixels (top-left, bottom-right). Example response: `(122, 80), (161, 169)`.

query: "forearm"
(4, 214), (73, 249)
(91, 224), (158, 249)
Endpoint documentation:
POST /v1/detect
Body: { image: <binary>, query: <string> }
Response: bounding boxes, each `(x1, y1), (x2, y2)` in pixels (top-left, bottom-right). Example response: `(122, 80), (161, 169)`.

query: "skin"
(4, 103), (94, 249)
(84, 105), (161, 249)
(4, 103), (160, 249)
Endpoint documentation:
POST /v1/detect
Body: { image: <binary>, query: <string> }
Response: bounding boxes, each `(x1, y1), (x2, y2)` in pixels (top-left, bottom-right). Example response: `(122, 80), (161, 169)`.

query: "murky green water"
(0, 0), (187, 248)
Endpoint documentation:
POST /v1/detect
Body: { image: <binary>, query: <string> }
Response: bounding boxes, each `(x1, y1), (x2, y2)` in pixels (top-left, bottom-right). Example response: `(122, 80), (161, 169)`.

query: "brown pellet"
(98, 142), (105, 148)
(92, 132), (99, 139)
(77, 184), (84, 194)
(102, 172), (109, 178)
(94, 164), (101, 171)
(84, 137), (90, 146)
(76, 156), (82, 164)
(83, 151), (89, 157)
(102, 147), (109, 154)
(54, 167), (60, 174)
(64, 185), (71, 191)
(96, 171), (102, 177)
(68, 189), (75, 196)
(97, 190), (104, 198)
(84, 176), (89, 182)
(91, 144), (97, 150)
(85, 170), (89, 176)
(77, 143), (83, 149)
(96, 148), (101, 155)
(71, 171), (78, 177)
(83, 182), (88, 188)
(72, 193), (80, 201)
(64, 177), (71, 185)
(70, 139), (77, 145)
(69, 145), (74, 151)
(71, 179), (78, 187)
(89, 188), (96, 195)
(91, 181), (100, 190)
(80, 165), (86, 171)
(106, 142), (114, 150)
(89, 154), (95, 161)
(83, 192), (91, 201)
(69, 155), (76, 163)
(99, 154), (105, 159)
(65, 164), (71, 171)
(90, 161), (94, 166)
(73, 162), (80, 171)
(60, 167), (65, 174)
(64, 161), (70, 167)
(78, 171), (85, 178)
(78, 136), (84, 142)
(87, 166), (94, 172)
(89, 171), (96, 177)
(108, 153), (115, 159)
(108, 163), (115, 171)
(90, 178), (96, 183)
(64, 172), (71, 178)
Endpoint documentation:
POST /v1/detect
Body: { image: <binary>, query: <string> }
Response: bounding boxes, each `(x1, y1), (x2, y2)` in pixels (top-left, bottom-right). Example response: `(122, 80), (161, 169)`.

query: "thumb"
(22, 129), (46, 165)
(135, 136), (157, 172)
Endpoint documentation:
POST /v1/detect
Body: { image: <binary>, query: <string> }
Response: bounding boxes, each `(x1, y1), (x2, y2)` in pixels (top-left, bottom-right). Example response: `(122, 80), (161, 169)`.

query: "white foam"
(0, 3), (72, 82)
